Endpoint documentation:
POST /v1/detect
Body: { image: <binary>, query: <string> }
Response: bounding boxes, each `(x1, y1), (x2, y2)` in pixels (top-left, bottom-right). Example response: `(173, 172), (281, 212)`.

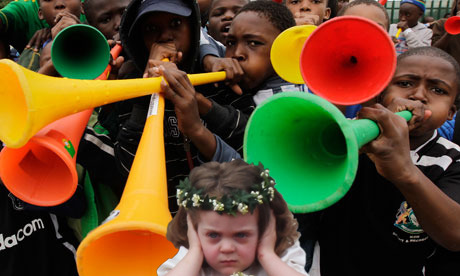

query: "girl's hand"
(257, 210), (277, 259)
(186, 214), (202, 252)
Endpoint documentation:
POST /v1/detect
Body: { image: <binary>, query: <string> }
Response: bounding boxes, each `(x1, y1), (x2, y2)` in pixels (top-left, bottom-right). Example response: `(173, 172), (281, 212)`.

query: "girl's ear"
(38, 8), (44, 20)
(324, 7), (332, 20)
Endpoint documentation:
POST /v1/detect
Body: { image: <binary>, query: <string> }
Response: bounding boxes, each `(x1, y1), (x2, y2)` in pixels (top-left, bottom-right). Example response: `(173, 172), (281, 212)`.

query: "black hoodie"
(111, 0), (203, 214)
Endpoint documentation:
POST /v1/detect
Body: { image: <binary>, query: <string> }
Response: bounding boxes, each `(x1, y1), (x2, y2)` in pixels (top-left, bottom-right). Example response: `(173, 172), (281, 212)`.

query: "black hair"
(398, 47), (460, 108)
(337, 0), (389, 30)
(450, 0), (459, 17)
(82, 0), (96, 24)
(236, 0), (296, 33)
(282, 0), (338, 20)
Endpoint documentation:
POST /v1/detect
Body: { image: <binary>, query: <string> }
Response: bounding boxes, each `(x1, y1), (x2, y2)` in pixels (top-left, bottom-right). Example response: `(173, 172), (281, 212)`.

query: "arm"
(37, 42), (59, 76)
(359, 103), (460, 251)
(160, 215), (203, 276)
(199, 93), (254, 153)
(258, 212), (307, 276)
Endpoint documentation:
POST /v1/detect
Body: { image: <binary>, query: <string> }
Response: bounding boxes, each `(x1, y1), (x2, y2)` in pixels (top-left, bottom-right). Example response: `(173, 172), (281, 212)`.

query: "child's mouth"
(221, 24), (231, 34)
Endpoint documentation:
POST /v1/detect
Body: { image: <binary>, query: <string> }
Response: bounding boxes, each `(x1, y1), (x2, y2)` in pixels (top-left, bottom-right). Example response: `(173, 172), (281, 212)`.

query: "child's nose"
(300, 1), (311, 11)
(158, 30), (174, 43)
(54, 0), (66, 9)
(231, 44), (246, 61)
(219, 239), (236, 253)
(409, 86), (428, 104)
(222, 10), (235, 21)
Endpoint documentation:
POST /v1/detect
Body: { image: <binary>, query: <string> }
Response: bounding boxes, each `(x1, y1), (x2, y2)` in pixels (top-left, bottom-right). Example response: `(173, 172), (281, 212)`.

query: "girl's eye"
(290, 0), (299, 4)
(208, 232), (219, 239)
(171, 18), (182, 27)
(235, 232), (247, 238)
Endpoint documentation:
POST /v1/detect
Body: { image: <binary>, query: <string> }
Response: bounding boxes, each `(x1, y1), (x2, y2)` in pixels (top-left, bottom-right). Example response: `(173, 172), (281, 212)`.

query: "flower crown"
(176, 167), (275, 216)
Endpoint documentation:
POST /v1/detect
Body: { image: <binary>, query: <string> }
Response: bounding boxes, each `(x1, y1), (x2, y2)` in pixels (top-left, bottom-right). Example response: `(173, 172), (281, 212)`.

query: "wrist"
(196, 93), (213, 115)
(202, 55), (218, 72)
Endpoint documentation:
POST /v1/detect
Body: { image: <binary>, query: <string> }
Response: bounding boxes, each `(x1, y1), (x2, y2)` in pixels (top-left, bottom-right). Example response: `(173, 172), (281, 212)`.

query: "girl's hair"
(337, 0), (390, 30)
(167, 159), (300, 256)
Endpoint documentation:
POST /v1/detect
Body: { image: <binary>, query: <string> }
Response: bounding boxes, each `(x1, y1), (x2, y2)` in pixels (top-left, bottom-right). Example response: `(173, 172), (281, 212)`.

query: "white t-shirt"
(157, 240), (309, 276)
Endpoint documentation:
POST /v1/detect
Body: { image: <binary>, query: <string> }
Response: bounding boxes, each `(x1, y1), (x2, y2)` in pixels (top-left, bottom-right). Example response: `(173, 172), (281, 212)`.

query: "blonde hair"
(166, 159), (299, 256)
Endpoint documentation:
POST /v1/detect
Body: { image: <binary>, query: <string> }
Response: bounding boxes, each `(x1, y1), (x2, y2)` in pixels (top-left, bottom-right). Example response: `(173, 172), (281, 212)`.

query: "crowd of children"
(1, 0), (460, 275)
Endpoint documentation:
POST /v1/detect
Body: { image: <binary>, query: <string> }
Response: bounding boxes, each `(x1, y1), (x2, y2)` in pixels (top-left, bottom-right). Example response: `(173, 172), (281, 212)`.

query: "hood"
(119, 0), (201, 74)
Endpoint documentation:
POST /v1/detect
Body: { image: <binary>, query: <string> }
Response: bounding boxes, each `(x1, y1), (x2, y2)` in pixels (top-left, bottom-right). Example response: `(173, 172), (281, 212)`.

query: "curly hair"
(397, 46), (460, 109)
(166, 159), (300, 256)
(337, 0), (390, 30)
(236, 0), (296, 33)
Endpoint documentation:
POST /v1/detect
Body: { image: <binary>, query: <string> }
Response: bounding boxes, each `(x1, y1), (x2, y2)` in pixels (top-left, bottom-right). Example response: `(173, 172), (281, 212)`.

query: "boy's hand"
(257, 210), (277, 259)
(358, 104), (417, 184)
(158, 65), (203, 138)
(147, 42), (183, 64)
(294, 12), (320, 26)
(144, 59), (178, 78)
(396, 21), (409, 31)
(107, 40), (124, 80)
(202, 55), (244, 95)
(384, 98), (432, 132)
(51, 11), (80, 39)
(26, 28), (51, 52)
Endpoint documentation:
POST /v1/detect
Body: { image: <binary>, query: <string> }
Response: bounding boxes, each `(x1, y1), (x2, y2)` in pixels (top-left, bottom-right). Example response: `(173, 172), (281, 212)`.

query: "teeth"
(223, 26), (230, 32)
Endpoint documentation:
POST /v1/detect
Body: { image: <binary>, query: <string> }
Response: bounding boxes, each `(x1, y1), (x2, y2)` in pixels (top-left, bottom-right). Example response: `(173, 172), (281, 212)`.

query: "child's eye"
(226, 40), (235, 47)
(312, 0), (322, 3)
(396, 80), (412, 88)
(289, 0), (299, 4)
(431, 87), (448, 95)
(248, 41), (262, 47)
(207, 232), (220, 239)
(235, 232), (247, 238)
(99, 16), (111, 24)
(145, 25), (158, 33)
(171, 18), (182, 28)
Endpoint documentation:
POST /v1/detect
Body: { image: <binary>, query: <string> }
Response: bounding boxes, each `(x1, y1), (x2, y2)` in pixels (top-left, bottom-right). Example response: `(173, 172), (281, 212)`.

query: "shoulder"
(157, 246), (190, 276)
(415, 135), (460, 172)
(278, 239), (309, 275)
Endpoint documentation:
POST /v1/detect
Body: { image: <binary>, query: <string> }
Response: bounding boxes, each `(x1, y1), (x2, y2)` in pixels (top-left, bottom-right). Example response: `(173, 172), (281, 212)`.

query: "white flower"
(192, 194), (201, 207)
(181, 200), (188, 208)
(268, 187), (275, 201)
(238, 203), (249, 214)
(212, 200), (224, 211)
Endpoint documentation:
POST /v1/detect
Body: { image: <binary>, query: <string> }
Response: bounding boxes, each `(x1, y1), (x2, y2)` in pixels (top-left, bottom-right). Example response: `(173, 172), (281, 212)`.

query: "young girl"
(157, 160), (308, 276)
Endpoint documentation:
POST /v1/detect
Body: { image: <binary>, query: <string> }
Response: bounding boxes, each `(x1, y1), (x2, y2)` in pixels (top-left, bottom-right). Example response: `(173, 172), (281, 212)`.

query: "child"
(83, 0), (131, 40)
(337, 0), (389, 31)
(158, 160), (308, 275)
(206, 0), (249, 44)
(432, 0), (460, 66)
(283, 0), (336, 26)
(389, 0), (432, 54)
(35, 0), (83, 76)
(195, 1), (303, 153)
(303, 46), (460, 275)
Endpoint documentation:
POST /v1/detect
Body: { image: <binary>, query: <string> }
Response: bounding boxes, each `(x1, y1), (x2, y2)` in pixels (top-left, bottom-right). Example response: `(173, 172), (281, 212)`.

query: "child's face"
(225, 11), (279, 90)
(85, 0), (131, 39)
(382, 55), (458, 137)
(39, 0), (82, 27)
(197, 210), (259, 275)
(342, 4), (388, 30)
(337, 0), (349, 13)
(285, 0), (331, 26)
(207, 0), (248, 44)
(398, 3), (422, 28)
(141, 12), (191, 63)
